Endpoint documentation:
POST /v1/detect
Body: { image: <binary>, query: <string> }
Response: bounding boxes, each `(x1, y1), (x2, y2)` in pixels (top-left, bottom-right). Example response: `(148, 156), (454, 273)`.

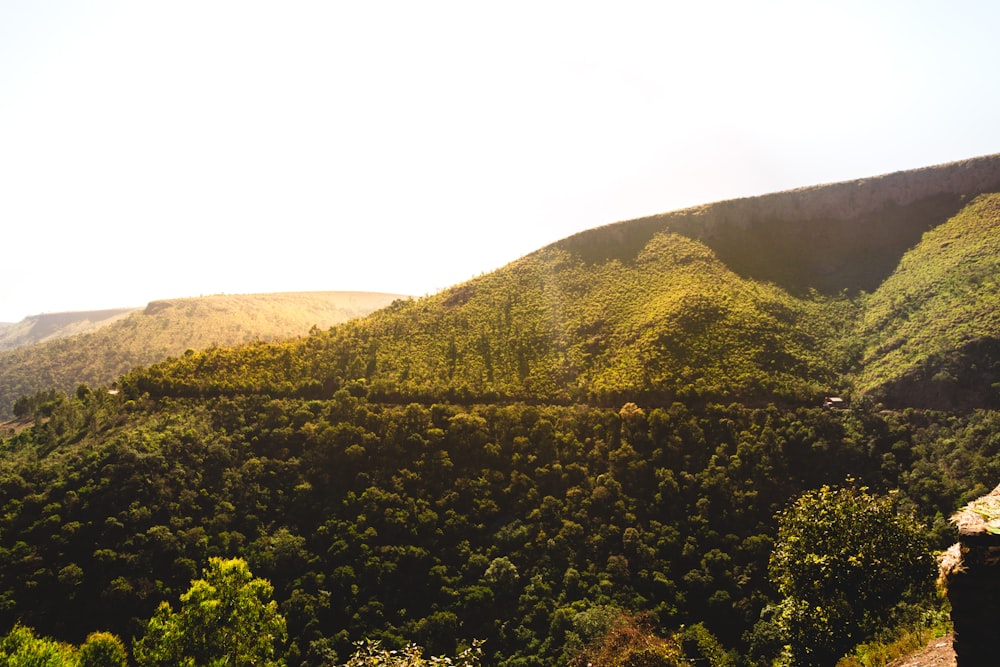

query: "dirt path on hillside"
(888, 634), (955, 667)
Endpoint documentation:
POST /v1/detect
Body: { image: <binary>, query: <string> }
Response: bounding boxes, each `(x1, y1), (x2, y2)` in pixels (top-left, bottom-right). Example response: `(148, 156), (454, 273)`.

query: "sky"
(2, 1), (1000, 322)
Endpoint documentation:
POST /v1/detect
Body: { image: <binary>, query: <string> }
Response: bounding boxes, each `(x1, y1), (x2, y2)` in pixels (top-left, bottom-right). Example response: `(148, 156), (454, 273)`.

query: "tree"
(133, 557), (287, 667)
(764, 484), (935, 666)
(79, 632), (128, 667)
(0, 624), (79, 666)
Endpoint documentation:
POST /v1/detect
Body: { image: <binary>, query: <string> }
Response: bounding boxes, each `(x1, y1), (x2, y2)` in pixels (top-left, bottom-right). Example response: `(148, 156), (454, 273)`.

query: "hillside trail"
(888, 633), (955, 667)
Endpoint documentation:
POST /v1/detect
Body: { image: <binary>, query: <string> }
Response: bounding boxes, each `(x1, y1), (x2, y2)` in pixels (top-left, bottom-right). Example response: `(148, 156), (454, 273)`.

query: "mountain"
(124, 155), (1000, 410)
(0, 291), (406, 419)
(4, 155), (1000, 666)
(0, 308), (139, 352)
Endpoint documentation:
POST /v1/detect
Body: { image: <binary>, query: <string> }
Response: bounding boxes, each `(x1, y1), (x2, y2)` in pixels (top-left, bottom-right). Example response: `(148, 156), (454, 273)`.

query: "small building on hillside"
(823, 396), (846, 410)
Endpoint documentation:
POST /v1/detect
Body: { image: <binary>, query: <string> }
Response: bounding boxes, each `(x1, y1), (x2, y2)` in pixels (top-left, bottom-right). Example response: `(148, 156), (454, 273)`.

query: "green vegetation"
(0, 387), (983, 665)
(857, 194), (1000, 409)
(0, 292), (403, 419)
(759, 485), (935, 666)
(343, 639), (483, 666)
(123, 234), (856, 408)
(835, 608), (951, 667)
(0, 625), (128, 667)
(133, 557), (286, 666)
(4, 163), (1000, 664)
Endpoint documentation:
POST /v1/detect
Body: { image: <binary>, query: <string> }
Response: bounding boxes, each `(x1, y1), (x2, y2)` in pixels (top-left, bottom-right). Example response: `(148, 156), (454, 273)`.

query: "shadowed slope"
(560, 154), (1000, 294)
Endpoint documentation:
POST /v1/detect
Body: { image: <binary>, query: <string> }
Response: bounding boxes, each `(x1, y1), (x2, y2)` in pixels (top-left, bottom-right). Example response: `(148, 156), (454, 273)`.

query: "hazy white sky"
(2, 1), (1000, 322)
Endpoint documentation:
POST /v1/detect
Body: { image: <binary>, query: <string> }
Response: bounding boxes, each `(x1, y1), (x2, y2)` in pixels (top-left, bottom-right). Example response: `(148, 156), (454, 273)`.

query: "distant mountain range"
(0, 291), (405, 418)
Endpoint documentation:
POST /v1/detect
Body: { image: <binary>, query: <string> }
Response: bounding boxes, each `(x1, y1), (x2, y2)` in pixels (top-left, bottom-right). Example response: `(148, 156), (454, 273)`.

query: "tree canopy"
(133, 557), (287, 667)
(763, 484), (936, 666)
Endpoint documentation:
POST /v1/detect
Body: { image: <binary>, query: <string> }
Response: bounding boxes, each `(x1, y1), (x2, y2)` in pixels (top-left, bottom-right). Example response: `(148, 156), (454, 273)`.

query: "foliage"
(5, 179), (1000, 666)
(0, 623), (80, 666)
(835, 605), (950, 667)
(570, 612), (684, 667)
(763, 485), (936, 666)
(133, 557), (286, 667)
(2, 384), (986, 665)
(120, 233), (857, 408)
(79, 631), (129, 667)
(680, 622), (738, 667)
(342, 639), (483, 666)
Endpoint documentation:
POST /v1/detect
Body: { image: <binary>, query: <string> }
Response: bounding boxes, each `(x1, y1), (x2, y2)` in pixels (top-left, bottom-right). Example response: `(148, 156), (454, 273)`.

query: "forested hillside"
(4, 155), (1000, 666)
(0, 292), (404, 419)
(126, 236), (856, 409)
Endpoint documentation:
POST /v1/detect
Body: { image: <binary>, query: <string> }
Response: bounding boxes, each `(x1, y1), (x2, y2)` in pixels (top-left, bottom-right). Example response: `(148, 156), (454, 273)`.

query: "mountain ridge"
(557, 153), (1000, 294)
(111, 154), (1000, 413)
(0, 307), (140, 352)
(0, 291), (406, 418)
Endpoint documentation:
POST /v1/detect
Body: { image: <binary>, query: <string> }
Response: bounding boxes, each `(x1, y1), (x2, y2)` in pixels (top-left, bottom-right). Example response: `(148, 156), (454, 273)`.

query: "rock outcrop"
(941, 484), (1000, 666)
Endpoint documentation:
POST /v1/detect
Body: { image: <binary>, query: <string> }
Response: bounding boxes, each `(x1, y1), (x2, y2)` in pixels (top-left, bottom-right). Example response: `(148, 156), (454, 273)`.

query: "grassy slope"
(855, 194), (1000, 409)
(0, 291), (405, 418)
(134, 232), (855, 406)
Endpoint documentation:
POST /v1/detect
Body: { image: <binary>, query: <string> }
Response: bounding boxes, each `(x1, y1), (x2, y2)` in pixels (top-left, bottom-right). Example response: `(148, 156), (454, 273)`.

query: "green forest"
(4, 163), (1000, 665)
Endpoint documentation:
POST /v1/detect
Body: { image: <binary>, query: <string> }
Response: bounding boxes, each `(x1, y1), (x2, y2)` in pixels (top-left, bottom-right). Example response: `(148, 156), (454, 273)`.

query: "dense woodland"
(2, 389), (988, 665)
(4, 161), (1000, 665)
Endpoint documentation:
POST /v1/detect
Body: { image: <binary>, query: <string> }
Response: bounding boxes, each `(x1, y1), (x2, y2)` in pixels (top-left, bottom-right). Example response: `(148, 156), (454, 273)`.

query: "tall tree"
(133, 557), (287, 667)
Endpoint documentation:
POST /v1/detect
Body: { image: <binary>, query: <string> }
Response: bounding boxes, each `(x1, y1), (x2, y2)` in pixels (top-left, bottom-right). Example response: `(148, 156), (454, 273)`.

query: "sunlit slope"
(856, 194), (1000, 409)
(0, 291), (404, 418)
(130, 233), (853, 405)
(0, 308), (139, 352)
(125, 155), (1000, 410)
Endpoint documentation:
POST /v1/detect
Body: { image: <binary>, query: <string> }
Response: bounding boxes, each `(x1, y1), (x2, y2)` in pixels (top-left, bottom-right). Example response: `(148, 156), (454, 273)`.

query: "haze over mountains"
(0, 308), (140, 351)
(0, 291), (405, 419)
(3, 154), (1000, 665)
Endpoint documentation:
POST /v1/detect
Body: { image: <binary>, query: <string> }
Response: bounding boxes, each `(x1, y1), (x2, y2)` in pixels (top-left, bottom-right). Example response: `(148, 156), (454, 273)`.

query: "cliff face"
(684, 154), (1000, 228)
(560, 154), (1000, 295)
(674, 155), (1000, 294)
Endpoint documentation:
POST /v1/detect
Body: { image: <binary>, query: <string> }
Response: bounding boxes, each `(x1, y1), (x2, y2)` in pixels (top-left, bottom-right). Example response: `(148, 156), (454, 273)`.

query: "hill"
(856, 193), (1000, 410)
(125, 155), (1000, 410)
(0, 308), (139, 351)
(0, 291), (405, 419)
(4, 155), (1000, 665)
(133, 236), (853, 406)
